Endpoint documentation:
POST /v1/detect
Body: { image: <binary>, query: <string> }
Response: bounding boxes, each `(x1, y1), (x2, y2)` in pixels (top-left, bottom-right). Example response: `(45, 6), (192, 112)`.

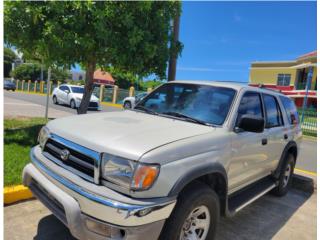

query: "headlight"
(101, 153), (160, 191)
(38, 126), (50, 149)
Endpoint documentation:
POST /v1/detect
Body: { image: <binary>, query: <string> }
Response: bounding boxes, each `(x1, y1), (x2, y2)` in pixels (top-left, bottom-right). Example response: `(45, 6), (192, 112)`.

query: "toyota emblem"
(60, 149), (70, 161)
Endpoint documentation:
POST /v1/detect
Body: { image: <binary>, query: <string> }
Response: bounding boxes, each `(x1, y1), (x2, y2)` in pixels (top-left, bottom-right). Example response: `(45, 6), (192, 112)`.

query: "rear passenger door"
(261, 94), (287, 171)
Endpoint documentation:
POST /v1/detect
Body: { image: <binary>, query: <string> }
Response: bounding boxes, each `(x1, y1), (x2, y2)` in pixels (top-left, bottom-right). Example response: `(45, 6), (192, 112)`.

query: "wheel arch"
(274, 140), (298, 179)
(168, 162), (228, 216)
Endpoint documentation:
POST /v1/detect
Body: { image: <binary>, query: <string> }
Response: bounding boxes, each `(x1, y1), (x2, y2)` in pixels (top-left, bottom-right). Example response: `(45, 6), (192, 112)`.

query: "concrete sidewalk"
(4, 188), (316, 240)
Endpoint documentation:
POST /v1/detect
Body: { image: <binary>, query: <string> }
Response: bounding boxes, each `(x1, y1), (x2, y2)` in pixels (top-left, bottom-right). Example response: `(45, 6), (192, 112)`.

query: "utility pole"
(45, 67), (51, 120)
(300, 66), (313, 123)
(168, 14), (180, 82)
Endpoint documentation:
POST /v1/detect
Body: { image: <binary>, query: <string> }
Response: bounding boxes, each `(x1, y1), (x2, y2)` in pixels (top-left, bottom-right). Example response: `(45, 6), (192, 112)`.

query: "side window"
(236, 92), (263, 126)
(279, 96), (299, 125)
(262, 94), (283, 128)
(59, 86), (66, 91)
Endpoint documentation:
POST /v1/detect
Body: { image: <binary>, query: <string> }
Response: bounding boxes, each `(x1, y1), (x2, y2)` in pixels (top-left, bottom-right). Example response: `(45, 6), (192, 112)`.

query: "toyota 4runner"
(23, 81), (302, 240)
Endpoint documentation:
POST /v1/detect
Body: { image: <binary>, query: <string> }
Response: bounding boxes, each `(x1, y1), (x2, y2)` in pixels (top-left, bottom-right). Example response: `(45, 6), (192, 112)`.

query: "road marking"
(295, 168), (317, 176)
(4, 102), (40, 106)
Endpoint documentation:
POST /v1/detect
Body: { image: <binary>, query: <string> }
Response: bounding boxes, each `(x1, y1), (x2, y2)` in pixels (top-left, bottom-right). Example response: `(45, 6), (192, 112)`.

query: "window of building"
(277, 74), (291, 86)
(263, 94), (283, 128)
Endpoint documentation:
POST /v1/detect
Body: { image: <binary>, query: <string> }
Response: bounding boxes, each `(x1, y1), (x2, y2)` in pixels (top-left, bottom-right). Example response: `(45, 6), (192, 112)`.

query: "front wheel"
(53, 95), (58, 104)
(123, 101), (132, 109)
(271, 153), (295, 196)
(70, 99), (76, 109)
(159, 182), (219, 240)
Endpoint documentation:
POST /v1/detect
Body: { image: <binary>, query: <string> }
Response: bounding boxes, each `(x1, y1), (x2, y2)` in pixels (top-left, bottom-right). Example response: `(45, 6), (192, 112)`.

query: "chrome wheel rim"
(71, 101), (75, 108)
(283, 163), (291, 187)
(180, 205), (210, 240)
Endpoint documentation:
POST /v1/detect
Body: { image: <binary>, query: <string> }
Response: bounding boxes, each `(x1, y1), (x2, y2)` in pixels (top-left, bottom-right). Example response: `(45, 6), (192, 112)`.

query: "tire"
(70, 99), (76, 109)
(159, 181), (220, 240)
(271, 153), (295, 197)
(53, 95), (58, 104)
(123, 101), (132, 109)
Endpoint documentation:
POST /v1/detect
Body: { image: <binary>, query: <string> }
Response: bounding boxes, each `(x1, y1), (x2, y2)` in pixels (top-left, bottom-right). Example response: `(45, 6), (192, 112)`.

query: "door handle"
(262, 138), (268, 145)
(284, 134), (288, 140)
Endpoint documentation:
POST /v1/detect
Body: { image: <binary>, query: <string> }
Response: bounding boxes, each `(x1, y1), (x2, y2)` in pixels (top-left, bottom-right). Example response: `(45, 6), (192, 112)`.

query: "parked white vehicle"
(123, 92), (148, 109)
(52, 84), (101, 110)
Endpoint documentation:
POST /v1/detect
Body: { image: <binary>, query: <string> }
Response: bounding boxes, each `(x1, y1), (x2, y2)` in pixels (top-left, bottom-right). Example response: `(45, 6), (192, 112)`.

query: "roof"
(93, 69), (114, 83)
(297, 51), (317, 60)
(173, 80), (246, 90)
(251, 50), (317, 66)
(172, 80), (286, 96)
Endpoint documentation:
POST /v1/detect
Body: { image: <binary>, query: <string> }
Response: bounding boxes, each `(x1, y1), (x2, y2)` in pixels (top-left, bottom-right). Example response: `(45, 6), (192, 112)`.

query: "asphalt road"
(4, 90), (121, 115)
(4, 90), (316, 173)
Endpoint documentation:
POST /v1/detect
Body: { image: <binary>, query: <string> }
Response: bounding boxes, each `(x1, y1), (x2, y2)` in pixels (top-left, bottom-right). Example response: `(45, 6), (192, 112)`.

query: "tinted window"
(236, 92), (263, 125)
(279, 96), (299, 125)
(263, 94), (283, 128)
(136, 83), (236, 125)
(71, 87), (84, 93)
(59, 86), (68, 91)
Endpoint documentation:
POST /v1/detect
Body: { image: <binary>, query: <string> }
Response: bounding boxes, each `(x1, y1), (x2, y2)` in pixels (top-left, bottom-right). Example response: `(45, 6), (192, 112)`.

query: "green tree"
(11, 62), (69, 83)
(5, 1), (182, 113)
(4, 47), (17, 78)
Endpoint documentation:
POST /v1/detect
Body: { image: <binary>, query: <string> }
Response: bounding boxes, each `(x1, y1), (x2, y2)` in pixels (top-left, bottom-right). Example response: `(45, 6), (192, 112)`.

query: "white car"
(52, 84), (101, 110)
(123, 92), (148, 108)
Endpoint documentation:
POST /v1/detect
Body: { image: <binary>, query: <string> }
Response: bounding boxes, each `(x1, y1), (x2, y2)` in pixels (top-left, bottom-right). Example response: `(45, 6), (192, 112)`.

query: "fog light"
(85, 218), (123, 238)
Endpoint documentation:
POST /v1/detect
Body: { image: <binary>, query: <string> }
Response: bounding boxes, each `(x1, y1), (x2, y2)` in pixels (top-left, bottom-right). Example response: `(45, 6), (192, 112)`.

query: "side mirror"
(64, 89), (70, 94)
(235, 114), (264, 133)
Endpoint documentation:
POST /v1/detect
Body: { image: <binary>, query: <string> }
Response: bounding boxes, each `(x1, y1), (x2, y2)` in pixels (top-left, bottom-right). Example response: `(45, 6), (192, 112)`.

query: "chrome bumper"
(23, 148), (176, 239)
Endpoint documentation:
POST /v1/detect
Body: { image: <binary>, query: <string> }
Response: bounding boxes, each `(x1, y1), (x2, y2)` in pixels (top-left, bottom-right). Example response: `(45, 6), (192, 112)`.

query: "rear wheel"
(271, 153), (295, 196)
(159, 181), (219, 240)
(70, 99), (76, 109)
(123, 101), (132, 109)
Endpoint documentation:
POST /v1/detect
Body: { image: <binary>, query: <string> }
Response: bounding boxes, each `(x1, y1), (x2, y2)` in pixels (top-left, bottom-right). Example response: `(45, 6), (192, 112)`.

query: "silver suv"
(23, 81), (302, 240)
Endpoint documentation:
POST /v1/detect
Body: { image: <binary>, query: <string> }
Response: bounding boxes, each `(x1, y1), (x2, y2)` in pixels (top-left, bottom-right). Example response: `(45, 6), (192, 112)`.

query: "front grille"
(89, 102), (98, 107)
(43, 138), (95, 180)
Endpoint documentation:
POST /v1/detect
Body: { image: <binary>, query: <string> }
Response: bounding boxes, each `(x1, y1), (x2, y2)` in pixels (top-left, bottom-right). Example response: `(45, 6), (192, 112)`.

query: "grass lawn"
(4, 117), (48, 186)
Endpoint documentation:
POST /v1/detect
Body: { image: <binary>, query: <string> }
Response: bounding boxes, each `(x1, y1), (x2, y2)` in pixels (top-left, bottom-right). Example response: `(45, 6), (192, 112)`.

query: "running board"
(227, 177), (276, 216)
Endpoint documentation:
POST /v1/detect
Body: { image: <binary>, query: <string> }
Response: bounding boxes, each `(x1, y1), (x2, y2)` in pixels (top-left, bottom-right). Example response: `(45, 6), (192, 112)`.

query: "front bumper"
(75, 100), (101, 110)
(23, 148), (176, 240)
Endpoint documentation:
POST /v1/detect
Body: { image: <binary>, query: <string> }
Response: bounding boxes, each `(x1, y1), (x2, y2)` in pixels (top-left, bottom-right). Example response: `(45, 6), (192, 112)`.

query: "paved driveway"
(4, 189), (315, 240)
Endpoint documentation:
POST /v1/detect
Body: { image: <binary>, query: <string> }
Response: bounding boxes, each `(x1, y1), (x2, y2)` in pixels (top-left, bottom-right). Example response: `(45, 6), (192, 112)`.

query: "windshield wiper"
(162, 111), (215, 127)
(134, 105), (159, 115)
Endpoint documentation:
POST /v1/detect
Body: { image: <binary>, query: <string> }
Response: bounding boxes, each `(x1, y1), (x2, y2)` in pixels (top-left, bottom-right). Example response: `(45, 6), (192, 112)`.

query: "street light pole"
(45, 67), (51, 120)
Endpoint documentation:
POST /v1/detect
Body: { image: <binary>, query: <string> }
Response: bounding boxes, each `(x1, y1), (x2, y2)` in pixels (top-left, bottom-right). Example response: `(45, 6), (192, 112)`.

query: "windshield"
(135, 83), (236, 126)
(71, 87), (84, 94)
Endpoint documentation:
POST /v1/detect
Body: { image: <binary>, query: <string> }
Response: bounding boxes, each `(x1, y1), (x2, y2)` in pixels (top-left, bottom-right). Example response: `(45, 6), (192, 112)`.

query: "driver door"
(59, 86), (70, 104)
(228, 91), (269, 194)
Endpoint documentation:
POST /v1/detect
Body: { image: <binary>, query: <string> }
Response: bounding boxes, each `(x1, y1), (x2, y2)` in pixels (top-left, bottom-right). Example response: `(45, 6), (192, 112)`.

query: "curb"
(100, 102), (123, 108)
(4, 185), (33, 205)
(292, 174), (315, 194)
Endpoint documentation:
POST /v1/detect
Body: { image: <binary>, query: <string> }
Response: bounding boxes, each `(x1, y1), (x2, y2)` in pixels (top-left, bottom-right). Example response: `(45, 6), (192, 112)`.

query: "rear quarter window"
(279, 96), (299, 125)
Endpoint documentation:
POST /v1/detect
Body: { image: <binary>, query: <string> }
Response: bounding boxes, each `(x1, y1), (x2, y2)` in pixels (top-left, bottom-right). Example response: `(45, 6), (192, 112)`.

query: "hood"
(73, 93), (98, 102)
(46, 110), (214, 160)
